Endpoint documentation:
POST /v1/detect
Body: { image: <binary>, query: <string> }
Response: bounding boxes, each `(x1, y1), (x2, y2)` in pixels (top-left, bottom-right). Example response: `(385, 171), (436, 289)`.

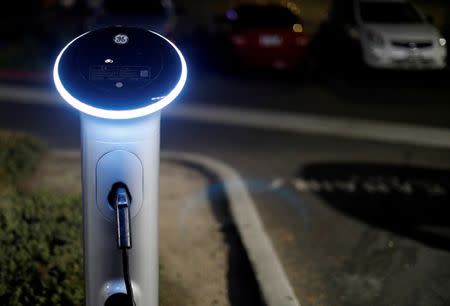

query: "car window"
(231, 6), (301, 28)
(103, 0), (166, 16)
(359, 1), (423, 23)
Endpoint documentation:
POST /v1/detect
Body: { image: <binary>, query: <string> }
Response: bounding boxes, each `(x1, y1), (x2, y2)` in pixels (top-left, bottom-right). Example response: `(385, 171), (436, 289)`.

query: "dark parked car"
(214, 4), (309, 70)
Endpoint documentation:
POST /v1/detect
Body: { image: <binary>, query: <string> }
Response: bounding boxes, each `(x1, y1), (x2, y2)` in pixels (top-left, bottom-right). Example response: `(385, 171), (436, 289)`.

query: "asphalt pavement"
(1, 69), (450, 306)
(181, 62), (450, 128)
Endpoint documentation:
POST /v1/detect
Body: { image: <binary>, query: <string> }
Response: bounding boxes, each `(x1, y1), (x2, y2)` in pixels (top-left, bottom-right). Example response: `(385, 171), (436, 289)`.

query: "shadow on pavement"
(299, 162), (450, 252)
(180, 162), (266, 306)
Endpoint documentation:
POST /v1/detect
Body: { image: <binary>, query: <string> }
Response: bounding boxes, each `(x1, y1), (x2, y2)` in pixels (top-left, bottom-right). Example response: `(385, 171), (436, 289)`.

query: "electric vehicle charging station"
(53, 26), (187, 306)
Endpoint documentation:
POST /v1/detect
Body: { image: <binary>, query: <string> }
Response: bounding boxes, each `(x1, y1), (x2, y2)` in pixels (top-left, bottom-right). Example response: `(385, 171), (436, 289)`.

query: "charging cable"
(112, 184), (136, 306)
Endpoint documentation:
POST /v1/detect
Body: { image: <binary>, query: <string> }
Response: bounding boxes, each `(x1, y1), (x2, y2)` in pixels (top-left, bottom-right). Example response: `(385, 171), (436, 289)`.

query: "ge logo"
(114, 34), (129, 45)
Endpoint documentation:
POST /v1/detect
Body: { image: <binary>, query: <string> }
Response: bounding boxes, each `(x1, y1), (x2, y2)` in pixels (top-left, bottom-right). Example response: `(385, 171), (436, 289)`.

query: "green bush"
(0, 192), (83, 306)
(0, 131), (44, 184)
(0, 132), (84, 305)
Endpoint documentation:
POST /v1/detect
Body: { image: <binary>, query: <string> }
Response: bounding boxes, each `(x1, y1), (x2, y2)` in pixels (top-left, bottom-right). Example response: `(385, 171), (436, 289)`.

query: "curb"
(162, 151), (300, 306)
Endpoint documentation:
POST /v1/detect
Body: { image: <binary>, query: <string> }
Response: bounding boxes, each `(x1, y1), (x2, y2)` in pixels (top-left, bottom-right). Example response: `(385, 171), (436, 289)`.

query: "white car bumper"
(363, 43), (447, 70)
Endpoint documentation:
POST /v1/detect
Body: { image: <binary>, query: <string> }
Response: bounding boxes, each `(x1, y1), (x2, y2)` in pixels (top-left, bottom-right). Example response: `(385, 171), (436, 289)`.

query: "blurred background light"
(293, 23), (303, 33)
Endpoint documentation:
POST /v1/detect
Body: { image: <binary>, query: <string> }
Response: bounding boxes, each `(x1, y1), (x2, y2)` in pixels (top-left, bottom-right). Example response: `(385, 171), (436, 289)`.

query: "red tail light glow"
(295, 36), (309, 47)
(231, 35), (247, 46)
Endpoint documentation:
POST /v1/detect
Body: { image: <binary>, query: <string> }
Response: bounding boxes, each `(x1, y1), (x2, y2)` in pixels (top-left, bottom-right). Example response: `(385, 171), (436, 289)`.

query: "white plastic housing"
(81, 112), (161, 306)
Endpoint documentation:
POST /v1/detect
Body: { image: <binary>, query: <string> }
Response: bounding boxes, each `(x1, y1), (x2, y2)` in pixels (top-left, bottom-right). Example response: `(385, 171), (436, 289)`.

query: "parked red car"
(219, 4), (309, 70)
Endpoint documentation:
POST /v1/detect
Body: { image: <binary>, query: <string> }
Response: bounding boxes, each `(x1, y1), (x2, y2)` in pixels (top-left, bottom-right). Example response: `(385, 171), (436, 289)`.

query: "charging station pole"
(53, 26), (187, 306)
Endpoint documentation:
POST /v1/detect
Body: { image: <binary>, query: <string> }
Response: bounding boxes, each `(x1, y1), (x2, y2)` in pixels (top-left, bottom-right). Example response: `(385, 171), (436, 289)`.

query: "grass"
(0, 131), (83, 305)
(0, 131), (44, 185)
(0, 193), (83, 305)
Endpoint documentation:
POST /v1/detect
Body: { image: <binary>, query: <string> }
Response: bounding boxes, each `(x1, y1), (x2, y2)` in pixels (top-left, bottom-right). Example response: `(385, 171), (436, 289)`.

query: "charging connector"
(114, 186), (132, 249)
(109, 183), (135, 306)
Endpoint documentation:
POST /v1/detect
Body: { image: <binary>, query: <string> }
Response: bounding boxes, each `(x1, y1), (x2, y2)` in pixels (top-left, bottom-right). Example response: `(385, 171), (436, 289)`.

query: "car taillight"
(231, 35), (247, 46)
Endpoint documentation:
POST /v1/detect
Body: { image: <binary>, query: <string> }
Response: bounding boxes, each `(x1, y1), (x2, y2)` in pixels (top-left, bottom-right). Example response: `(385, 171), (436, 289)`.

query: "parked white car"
(315, 0), (447, 71)
(356, 0), (447, 70)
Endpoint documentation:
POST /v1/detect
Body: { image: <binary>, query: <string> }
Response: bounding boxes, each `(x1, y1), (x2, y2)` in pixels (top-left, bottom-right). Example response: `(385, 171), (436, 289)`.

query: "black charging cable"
(121, 249), (134, 306)
(111, 183), (136, 306)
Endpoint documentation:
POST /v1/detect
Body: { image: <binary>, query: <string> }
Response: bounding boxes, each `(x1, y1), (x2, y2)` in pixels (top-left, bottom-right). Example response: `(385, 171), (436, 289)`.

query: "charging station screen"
(57, 27), (182, 111)
(89, 65), (151, 82)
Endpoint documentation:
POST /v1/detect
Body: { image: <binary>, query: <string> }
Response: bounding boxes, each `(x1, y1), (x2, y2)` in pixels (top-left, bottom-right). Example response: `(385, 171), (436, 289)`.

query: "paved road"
(1, 73), (450, 306)
(182, 57), (450, 128)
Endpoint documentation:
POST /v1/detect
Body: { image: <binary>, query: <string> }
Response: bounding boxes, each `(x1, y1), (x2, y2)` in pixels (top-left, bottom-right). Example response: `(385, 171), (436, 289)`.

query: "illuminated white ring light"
(54, 30), (187, 120)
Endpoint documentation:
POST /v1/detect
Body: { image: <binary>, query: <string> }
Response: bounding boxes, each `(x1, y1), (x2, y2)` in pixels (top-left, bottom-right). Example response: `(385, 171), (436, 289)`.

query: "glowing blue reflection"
(177, 178), (310, 242)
